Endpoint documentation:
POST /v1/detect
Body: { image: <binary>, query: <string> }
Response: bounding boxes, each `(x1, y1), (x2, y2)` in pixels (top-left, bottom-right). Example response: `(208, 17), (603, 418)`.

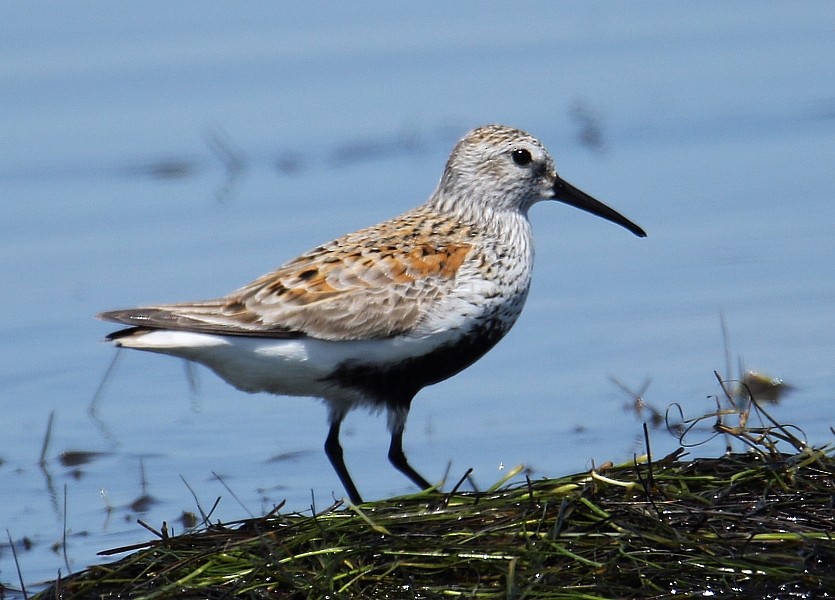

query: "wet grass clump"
(27, 381), (835, 599)
(32, 440), (835, 599)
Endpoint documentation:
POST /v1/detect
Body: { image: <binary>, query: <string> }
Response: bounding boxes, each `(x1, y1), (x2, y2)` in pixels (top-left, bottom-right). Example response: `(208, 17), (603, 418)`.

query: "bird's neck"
(425, 192), (533, 255)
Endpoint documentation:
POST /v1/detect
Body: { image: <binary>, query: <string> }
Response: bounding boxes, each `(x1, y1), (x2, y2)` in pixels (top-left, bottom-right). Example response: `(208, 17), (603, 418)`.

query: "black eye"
(511, 148), (532, 166)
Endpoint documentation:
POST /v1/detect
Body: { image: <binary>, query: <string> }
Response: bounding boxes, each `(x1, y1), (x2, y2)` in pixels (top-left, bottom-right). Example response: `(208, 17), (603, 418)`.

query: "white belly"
(114, 327), (469, 402)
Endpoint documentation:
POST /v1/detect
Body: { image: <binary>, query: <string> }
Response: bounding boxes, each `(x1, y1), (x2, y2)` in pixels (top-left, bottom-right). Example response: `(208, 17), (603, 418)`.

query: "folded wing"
(99, 217), (474, 341)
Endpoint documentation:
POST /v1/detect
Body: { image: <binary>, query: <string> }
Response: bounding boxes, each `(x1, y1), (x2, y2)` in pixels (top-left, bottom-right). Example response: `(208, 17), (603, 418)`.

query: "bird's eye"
(511, 148), (532, 166)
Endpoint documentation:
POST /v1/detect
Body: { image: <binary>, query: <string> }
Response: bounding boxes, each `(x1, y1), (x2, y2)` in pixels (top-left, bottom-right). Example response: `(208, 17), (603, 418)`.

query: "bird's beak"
(552, 176), (646, 238)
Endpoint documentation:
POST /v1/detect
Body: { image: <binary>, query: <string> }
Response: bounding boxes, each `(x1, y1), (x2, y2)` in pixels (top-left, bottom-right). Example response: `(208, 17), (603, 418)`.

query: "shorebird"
(98, 125), (646, 504)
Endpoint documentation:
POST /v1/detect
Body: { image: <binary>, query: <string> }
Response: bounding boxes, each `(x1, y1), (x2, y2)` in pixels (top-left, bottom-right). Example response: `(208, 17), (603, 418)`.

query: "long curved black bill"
(553, 177), (646, 238)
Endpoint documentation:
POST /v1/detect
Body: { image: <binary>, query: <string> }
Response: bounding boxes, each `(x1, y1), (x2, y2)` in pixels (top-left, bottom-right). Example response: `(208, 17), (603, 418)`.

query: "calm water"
(2, 1), (834, 589)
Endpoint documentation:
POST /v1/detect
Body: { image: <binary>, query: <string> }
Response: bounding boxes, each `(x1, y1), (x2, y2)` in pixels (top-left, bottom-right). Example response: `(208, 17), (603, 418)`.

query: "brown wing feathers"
(98, 216), (474, 341)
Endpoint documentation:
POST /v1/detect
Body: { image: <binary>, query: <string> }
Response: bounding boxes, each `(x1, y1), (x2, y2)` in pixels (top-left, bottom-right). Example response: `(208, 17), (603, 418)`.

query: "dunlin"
(99, 125), (646, 503)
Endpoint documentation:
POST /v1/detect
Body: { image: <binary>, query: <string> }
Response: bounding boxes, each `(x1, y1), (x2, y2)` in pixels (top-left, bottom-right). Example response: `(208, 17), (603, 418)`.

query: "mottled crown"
(430, 125), (557, 216)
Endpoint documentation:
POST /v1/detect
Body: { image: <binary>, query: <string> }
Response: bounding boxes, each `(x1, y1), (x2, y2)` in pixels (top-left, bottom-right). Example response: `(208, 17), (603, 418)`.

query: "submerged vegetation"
(26, 381), (835, 599)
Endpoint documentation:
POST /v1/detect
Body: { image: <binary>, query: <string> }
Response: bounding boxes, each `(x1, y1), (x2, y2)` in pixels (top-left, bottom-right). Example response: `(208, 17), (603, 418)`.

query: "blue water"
(2, 1), (834, 590)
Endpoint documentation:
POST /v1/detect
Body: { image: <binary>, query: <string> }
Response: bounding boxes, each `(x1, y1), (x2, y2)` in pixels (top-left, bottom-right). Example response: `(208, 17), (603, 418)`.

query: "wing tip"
(96, 307), (302, 340)
(97, 309), (150, 325)
(97, 309), (159, 345)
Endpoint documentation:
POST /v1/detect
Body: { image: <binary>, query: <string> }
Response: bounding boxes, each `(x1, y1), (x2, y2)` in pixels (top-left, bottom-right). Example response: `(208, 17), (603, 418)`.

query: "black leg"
(388, 427), (432, 491)
(324, 419), (363, 504)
